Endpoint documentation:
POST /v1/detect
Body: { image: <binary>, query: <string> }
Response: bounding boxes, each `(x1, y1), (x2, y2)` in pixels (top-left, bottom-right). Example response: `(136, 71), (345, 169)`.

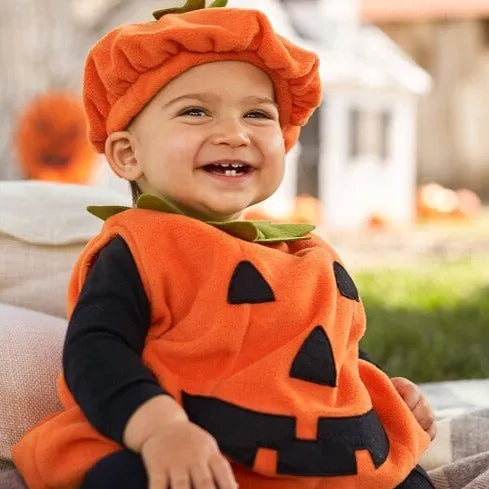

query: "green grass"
(356, 258), (489, 383)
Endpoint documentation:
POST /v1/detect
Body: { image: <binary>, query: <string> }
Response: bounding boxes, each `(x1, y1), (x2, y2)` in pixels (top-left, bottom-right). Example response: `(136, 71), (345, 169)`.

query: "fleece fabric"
(82, 7), (322, 153)
(13, 209), (429, 489)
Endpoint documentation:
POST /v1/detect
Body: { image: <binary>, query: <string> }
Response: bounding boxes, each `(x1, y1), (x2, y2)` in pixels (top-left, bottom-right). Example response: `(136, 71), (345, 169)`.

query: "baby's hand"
(391, 377), (437, 441)
(140, 419), (238, 489)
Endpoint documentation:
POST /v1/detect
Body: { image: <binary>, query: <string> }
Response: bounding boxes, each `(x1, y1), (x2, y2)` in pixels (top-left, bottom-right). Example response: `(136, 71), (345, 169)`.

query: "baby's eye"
(245, 110), (275, 120)
(180, 107), (208, 117)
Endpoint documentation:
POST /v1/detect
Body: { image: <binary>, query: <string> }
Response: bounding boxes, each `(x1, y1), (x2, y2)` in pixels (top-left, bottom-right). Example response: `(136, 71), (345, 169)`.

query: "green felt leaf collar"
(88, 194), (314, 243)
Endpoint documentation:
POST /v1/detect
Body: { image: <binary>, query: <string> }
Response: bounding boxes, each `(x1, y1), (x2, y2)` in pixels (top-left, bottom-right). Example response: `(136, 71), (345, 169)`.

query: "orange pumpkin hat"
(83, 4), (322, 154)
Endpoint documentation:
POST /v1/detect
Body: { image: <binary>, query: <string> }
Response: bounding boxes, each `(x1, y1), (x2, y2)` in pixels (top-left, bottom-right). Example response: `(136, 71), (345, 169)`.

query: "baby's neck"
(136, 193), (244, 223)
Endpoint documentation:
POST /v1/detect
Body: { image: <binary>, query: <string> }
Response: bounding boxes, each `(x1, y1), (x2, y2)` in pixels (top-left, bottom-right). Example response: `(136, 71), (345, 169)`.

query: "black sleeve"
(63, 235), (168, 445)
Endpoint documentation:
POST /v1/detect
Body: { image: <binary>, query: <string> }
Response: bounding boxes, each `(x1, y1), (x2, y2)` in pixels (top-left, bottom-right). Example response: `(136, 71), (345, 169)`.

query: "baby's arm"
(63, 236), (166, 443)
(64, 236), (237, 489)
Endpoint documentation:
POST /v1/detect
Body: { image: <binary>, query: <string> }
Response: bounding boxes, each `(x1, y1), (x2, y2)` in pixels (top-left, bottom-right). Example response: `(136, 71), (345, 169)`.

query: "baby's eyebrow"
(243, 96), (279, 109)
(162, 93), (278, 110)
(162, 93), (212, 109)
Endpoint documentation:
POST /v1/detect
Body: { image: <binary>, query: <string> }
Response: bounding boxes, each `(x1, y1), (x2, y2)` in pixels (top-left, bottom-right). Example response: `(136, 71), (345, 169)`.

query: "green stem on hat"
(153, 0), (228, 20)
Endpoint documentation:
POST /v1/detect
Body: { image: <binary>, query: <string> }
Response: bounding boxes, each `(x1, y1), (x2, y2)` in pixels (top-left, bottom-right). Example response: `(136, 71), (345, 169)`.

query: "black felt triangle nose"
(333, 262), (359, 301)
(228, 261), (275, 304)
(290, 326), (337, 387)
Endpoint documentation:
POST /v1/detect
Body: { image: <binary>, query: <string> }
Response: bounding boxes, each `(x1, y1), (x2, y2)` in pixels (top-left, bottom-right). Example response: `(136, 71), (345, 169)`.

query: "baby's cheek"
(266, 129), (286, 153)
(262, 129), (286, 161)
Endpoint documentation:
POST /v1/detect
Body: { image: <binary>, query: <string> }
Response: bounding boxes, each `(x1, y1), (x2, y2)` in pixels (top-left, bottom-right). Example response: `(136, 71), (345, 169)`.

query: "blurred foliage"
(357, 258), (489, 383)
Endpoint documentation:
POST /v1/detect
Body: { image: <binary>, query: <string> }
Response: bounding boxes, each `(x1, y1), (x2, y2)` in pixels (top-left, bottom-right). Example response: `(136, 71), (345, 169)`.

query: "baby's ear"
(105, 131), (143, 181)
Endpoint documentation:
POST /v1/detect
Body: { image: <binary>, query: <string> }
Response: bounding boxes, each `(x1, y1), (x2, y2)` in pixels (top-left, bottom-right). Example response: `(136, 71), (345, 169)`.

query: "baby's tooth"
(231, 163), (242, 168)
(221, 164), (230, 168)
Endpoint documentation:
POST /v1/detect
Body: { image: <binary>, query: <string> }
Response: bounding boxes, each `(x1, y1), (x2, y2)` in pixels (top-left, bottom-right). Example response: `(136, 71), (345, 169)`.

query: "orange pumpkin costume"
(13, 3), (430, 488)
(13, 197), (429, 489)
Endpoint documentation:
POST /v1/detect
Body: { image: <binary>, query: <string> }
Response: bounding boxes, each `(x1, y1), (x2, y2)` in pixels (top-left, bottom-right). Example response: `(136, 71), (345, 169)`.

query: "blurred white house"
(236, 0), (432, 230)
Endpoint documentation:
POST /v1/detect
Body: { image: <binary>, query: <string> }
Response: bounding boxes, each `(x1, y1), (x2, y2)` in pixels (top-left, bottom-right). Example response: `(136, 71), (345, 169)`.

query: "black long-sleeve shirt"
(63, 236), (166, 445)
(63, 235), (380, 446)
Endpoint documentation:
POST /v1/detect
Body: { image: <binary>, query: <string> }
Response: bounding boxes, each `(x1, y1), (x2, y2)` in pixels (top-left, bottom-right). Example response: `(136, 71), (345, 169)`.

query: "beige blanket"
(423, 408), (489, 489)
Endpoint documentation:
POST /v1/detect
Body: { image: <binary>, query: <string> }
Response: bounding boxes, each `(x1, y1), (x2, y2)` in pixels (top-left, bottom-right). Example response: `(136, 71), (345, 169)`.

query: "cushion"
(0, 180), (131, 318)
(0, 303), (67, 461)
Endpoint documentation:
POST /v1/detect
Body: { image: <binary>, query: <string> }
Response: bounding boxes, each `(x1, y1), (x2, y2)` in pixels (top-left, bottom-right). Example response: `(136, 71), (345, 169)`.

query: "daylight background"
(1, 0), (489, 386)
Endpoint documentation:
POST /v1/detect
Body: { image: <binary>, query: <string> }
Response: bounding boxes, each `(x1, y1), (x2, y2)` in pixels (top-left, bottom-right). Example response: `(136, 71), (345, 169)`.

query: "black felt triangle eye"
(333, 262), (359, 301)
(290, 326), (337, 387)
(228, 261), (275, 304)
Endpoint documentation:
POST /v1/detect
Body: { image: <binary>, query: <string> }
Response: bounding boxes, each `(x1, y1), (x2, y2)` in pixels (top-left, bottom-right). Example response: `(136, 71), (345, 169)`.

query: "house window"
(348, 107), (393, 161)
(348, 108), (361, 159)
(380, 110), (392, 160)
(297, 103), (321, 197)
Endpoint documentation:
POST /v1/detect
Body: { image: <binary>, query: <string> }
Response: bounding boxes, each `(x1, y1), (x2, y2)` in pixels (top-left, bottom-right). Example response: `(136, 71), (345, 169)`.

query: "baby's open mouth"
(202, 162), (253, 177)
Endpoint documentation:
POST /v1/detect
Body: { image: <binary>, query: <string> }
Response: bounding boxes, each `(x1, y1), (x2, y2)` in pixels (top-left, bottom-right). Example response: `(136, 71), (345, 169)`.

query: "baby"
(13, 3), (436, 489)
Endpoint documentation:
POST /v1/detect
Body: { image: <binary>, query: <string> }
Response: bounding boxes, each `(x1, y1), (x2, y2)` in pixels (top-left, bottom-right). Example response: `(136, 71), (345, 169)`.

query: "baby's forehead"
(154, 61), (277, 104)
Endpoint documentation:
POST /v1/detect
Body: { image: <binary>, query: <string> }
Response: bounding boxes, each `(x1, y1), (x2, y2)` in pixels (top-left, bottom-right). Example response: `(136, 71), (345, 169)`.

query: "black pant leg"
(81, 449), (147, 489)
(395, 465), (435, 489)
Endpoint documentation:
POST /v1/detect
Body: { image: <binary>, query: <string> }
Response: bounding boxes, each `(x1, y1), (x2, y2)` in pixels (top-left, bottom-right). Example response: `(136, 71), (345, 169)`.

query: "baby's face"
(128, 61), (286, 221)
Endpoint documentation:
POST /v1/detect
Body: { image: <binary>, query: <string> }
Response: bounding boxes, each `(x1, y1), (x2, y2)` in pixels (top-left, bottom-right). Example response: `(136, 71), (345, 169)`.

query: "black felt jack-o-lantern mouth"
(182, 260), (389, 477)
(182, 393), (389, 477)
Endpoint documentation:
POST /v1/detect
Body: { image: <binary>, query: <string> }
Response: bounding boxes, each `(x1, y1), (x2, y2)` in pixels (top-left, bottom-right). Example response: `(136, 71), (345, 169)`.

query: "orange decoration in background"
(453, 188), (482, 219)
(244, 195), (325, 226)
(416, 183), (457, 221)
(15, 92), (96, 184)
(242, 207), (276, 222)
(289, 194), (324, 225)
(243, 195), (325, 226)
(366, 213), (390, 231)
(416, 183), (482, 222)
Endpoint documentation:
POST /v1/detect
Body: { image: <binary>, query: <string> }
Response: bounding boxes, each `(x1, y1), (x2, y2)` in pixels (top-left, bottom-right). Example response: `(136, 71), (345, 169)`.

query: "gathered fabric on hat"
(83, 7), (322, 153)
